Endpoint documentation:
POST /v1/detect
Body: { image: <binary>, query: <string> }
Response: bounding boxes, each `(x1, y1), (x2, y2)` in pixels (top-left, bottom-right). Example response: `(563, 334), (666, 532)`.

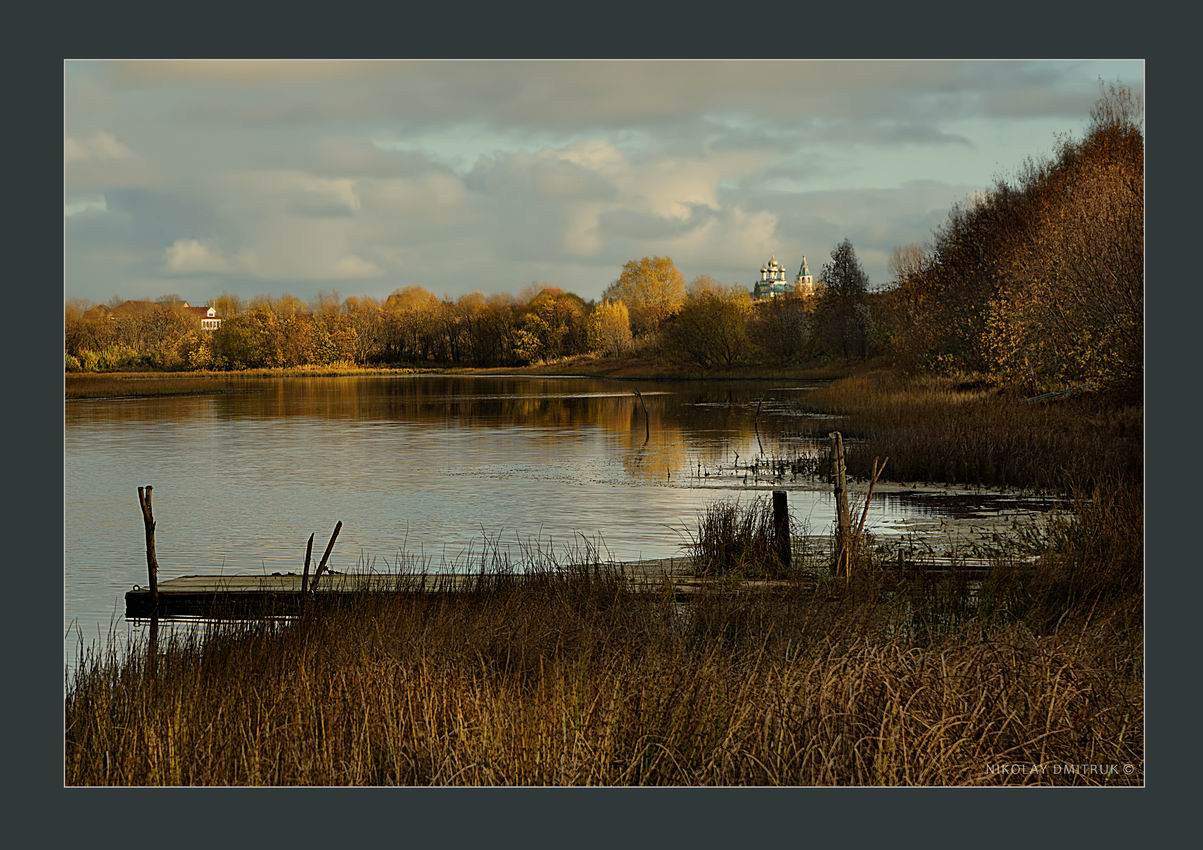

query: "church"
(752, 255), (815, 300)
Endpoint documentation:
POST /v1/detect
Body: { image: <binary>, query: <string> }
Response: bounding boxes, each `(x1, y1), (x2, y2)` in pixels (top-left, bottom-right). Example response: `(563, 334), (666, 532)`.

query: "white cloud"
(64, 132), (134, 163)
(64, 195), (108, 217)
(165, 224), (383, 283)
(165, 239), (230, 274)
(331, 255), (383, 278)
(217, 170), (362, 218)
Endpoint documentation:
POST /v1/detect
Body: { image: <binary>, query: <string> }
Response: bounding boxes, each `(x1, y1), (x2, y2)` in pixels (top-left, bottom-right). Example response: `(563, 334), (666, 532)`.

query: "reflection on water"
(65, 375), (1048, 665)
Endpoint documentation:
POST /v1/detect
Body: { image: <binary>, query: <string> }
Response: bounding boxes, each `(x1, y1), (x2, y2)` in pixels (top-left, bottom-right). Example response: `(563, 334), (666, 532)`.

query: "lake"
(64, 374), (1050, 663)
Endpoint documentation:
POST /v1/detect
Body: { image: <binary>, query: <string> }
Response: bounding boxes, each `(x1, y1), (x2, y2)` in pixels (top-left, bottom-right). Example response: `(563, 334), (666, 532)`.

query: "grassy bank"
(798, 371), (1142, 491)
(64, 366), (434, 399)
(489, 354), (861, 381)
(66, 486), (1142, 786)
(64, 357), (859, 399)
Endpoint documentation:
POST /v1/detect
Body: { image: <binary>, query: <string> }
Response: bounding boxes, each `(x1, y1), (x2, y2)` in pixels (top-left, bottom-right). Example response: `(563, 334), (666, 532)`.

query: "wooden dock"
(123, 560), (798, 619)
(124, 555), (1033, 619)
(120, 483), (1037, 621)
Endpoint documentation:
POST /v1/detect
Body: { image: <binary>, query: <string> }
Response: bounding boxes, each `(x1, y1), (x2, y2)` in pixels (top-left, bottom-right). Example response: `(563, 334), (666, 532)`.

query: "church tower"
(794, 256), (815, 297)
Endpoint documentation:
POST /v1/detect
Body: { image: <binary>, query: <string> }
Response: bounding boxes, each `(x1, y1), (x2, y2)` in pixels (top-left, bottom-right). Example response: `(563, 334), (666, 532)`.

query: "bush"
(689, 497), (792, 579)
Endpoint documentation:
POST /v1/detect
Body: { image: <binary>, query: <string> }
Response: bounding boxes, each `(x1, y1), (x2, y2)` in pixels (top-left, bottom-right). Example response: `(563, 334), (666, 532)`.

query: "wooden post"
(754, 398), (765, 457)
(772, 490), (791, 569)
(300, 532), (315, 611)
(830, 433), (851, 577)
(308, 521), (343, 593)
(137, 485), (159, 614)
(633, 391), (650, 444)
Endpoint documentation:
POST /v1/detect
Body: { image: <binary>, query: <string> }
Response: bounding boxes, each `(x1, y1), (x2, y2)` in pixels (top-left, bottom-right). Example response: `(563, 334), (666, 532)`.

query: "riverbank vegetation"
(65, 479), (1141, 786)
(798, 371), (1142, 491)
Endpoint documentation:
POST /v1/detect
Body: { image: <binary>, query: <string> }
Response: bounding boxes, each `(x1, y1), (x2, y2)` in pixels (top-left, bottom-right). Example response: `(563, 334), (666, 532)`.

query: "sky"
(64, 59), (1144, 304)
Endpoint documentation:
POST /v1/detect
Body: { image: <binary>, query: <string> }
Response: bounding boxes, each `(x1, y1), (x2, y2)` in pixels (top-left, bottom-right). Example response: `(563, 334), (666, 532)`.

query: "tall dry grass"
(66, 485), (1143, 786)
(799, 371), (1142, 490)
(689, 499), (795, 579)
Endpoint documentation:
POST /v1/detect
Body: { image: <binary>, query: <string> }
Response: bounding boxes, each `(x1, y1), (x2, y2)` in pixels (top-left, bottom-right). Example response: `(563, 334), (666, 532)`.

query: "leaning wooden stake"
(845, 456), (888, 579)
(633, 391), (650, 444)
(830, 433), (852, 577)
(853, 456), (889, 540)
(300, 532), (315, 610)
(137, 485), (159, 614)
(308, 521), (343, 594)
(754, 398), (765, 457)
(772, 489), (791, 569)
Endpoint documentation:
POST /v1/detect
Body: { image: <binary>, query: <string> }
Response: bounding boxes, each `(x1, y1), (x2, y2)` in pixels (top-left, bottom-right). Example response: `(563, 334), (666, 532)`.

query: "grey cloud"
(288, 198), (358, 218)
(276, 139), (453, 180)
(88, 60), (1133, 132)
(63, 60), (1141, 304)
(463, 152), (615, 201)
(597, 205), (719, 241)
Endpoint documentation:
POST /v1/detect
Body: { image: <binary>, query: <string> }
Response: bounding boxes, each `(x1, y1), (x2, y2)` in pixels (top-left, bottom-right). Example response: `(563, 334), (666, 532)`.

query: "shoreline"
(64, 360), (860, 400)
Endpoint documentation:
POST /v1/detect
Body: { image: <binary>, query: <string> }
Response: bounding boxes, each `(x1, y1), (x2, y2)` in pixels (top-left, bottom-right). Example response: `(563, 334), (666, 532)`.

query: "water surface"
(65, 375), (1046, 662)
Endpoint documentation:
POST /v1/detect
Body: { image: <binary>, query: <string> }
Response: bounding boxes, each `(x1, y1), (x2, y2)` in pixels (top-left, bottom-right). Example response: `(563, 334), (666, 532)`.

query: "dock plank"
(124, 554), (1035, 619)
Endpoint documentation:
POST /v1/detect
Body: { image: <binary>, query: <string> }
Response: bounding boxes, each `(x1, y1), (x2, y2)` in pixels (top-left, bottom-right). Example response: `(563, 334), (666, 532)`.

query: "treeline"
(885, 83), (1143, 397)
(65, 85), (1143, 396)
(64, 288), (599, 372)
(62, 250), (880, 373)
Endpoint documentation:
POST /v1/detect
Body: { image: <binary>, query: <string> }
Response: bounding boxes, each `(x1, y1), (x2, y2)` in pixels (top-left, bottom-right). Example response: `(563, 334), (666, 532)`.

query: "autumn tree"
(603, 256), (686, 338)
(662, 283), (753, 369)
(897, 82), (1143, 395)
(211, 293), (244, 321)
(343, 296), (387, 364)
(512, 287), (589, 363)
(982, 84), (1143, 395)
(587, 299), (633, 357)
(383, 286), (442, 363)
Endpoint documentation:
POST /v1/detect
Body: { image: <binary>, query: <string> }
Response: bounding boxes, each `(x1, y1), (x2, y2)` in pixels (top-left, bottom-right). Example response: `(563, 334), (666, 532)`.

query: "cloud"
(165, 239), (230, 274)
(332, 255), (383, 278)
(216, 170), (361, 218)
(164, 231), (383, 282)
(64, 195), (108, 217)
(63, 60), (1143, 302)
(64, 131), (134, 163)
(86, 60), (1141, 133)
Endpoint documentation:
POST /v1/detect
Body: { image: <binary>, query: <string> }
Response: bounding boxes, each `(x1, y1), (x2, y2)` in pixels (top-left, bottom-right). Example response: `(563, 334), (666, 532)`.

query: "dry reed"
(66, 486), (1143, 786)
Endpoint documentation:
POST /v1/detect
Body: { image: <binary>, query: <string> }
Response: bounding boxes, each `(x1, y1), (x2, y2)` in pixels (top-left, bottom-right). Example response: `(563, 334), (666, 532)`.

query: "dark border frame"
(22, 2), (1193, 842)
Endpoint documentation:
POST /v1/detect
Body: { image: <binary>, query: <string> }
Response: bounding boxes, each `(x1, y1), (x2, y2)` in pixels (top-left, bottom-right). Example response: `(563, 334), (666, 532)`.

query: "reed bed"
(66, 484), (1142, 786)
(797, 371), (1142, 490)
(689, 499), (795, 579)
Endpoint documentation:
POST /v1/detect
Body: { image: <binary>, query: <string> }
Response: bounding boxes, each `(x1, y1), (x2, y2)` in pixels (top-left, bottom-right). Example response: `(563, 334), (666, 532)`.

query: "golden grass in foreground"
(66, 485), (1142, 786)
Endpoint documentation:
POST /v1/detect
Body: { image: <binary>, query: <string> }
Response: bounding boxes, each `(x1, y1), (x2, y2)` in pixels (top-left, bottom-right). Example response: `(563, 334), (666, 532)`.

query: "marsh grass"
(798, 371), (1142, 490)
(689, 499), (795, 579)
(66, 483), (1142, 786)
